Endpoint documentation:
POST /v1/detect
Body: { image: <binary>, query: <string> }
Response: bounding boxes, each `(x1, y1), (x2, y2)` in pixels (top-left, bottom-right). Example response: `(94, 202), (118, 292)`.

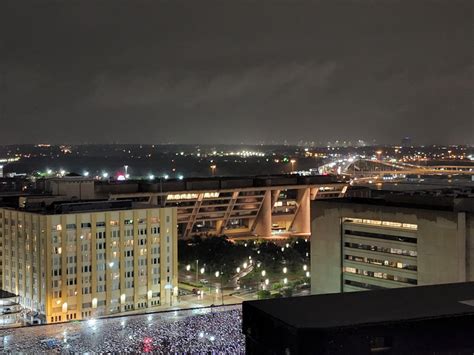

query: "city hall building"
(311, 195), (474, 294)
(0, 200), (177, 324)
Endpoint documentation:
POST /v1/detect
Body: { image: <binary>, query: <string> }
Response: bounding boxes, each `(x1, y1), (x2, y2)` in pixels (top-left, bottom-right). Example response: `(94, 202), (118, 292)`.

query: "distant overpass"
(345, 159), (474, 177)
(319, 157), (474, 178)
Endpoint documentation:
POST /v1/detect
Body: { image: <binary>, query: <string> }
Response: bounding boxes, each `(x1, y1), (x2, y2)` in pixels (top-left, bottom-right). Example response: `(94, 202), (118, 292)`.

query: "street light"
(261, 270), (266, 277)
(200, 267), (205, 274)
(215, 271), (224, 305)
(283, 278), (288, 284)
(303, 265), (308, 271)
(186, 264), (191, 271)
(243, 262), (248, 269)
(283, 267), (287, 274)
(236, 267), (241, 273)
(306, 271), (310, 278)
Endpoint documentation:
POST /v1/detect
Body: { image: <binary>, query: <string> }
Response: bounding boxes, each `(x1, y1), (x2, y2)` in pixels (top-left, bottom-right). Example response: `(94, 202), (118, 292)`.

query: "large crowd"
(0, 305), (245, 354)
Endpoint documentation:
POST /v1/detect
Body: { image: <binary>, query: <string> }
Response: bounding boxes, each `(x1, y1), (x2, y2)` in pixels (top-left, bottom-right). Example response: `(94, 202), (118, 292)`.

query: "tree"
(257, 290), (271, 299)
(282, 287), (293, 297)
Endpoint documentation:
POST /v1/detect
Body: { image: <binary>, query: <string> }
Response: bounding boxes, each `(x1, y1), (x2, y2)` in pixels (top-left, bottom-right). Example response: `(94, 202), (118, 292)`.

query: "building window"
(344, 229), (417, 244)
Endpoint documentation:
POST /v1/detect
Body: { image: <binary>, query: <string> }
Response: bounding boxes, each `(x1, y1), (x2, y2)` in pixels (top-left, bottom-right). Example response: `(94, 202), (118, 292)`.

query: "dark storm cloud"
(0, 0), (472, 145)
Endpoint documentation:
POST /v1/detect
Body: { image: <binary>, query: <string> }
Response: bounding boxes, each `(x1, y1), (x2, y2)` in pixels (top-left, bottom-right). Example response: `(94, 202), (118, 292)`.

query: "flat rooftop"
(2, 199), (160, 215)
(313, 195), (474, 212)
(243, 282), (474, 329)
(95, 174), (345, 194)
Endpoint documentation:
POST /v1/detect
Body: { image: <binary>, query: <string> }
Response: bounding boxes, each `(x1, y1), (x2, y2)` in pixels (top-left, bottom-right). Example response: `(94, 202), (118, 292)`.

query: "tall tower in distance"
(401, 136), (412, 147)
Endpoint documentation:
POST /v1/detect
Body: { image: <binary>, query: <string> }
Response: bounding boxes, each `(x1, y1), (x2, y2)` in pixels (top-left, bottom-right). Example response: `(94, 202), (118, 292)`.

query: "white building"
(0, 200), (177, 324)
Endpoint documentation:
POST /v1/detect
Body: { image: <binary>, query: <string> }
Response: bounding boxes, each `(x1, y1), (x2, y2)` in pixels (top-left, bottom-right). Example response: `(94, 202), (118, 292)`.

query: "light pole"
(214, 271), (224, 305)
(195, 260), (199, 283)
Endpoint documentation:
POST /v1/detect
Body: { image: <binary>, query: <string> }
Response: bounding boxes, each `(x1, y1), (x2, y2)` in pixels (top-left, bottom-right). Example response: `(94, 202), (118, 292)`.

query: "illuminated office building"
(0, 201), (177, 324)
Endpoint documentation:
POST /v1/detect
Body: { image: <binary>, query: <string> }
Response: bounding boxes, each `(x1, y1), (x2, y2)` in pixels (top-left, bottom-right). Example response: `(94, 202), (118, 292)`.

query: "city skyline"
(1, 0), (472, 145)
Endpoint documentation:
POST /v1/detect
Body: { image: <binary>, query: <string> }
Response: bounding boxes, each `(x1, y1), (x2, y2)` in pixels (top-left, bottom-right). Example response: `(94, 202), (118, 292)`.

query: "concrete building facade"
(36, 175), (348, 239)
(0, 201), (178, 324)
(311, 196), (474, 294)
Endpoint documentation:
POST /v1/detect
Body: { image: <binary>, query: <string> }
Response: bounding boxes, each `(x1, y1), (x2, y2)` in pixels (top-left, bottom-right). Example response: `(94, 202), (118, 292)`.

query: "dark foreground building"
(242, 282), (474, 354)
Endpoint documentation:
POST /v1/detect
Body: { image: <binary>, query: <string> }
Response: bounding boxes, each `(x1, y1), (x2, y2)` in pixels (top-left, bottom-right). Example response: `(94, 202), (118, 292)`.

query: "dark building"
(401, 136), (412, 147)
(242, 282), (474, 354)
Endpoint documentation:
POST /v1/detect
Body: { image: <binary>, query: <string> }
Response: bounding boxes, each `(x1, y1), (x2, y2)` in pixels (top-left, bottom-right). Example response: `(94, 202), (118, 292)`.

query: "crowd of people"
(0, 305), (245, 354)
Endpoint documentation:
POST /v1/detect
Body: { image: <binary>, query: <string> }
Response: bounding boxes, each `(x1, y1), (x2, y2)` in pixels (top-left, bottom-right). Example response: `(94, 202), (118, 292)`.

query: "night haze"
(1, 2), (474, 353)
(1, 0), (472, 145)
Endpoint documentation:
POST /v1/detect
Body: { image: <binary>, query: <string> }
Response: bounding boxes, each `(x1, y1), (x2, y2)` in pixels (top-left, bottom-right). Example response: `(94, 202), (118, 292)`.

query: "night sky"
(1, 0), (472, 145)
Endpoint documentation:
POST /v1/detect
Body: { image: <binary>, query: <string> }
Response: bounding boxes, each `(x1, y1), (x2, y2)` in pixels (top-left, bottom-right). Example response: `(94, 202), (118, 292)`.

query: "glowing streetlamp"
(236, 267), (241, 273)
(186, 264), (191, 271)
(200, 267), (205, 274)
(283, 278), (288, 284)
(306, 271), (310, 278)
(215, 271), (220, 278)
(303, 265), (308, 271)
(283, 267), (287, 274)
(261, 270), (266, 277)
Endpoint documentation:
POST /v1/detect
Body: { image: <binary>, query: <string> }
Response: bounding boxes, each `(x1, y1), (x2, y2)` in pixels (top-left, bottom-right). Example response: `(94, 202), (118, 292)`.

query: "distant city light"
(83, 171), (89, 177)
(163, 174), (169, 179)
(102, 172), (109, 178)
(178, 175), (184, 180)
(117, 175), (126, 181)
(149, 174), (155, 180)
